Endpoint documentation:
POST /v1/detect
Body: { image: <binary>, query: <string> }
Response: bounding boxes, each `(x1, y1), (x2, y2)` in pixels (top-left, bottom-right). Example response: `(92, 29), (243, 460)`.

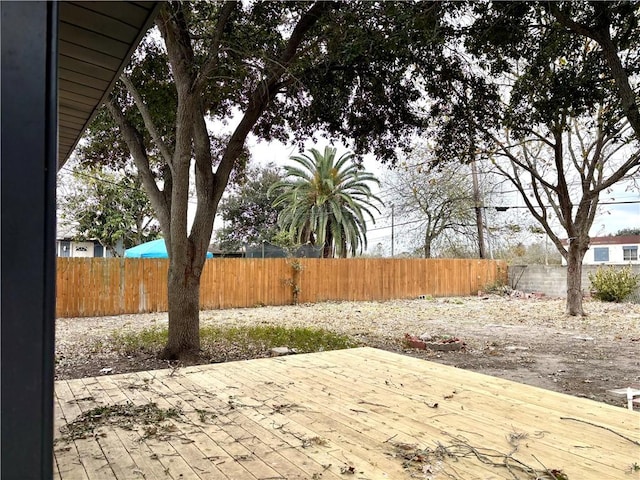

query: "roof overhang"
(57, 1), (161, 170)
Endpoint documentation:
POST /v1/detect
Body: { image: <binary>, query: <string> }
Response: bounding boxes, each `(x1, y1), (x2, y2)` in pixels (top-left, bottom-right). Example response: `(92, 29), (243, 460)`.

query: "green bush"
(588, 266), (640, 302)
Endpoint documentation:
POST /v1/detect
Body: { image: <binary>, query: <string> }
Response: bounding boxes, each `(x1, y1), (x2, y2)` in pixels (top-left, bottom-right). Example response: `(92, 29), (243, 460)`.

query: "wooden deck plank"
(182, 366), (411, 478)
(68, 377), (149, 480)
(122, 376), (233, 479)
(54, 380), (115, 479)
(216, 356), (544, 479)
(154, 370), (345, 480)
(218, 350), (639, 479)
(330, 348), (640, 453)
(54, 348), (640, 480)
(53, 390), (89, 480)
(126, 369), (278, 480)
(198, 358), (510, 479)
(97, 372), (220, 480)
(89, 375), (182, 480)
(166, 369), (356, 480)
(272, 348), (632, 441)
(133, 369), (300, 480)
(342, 348), (639, 431)
(270, 348), (636, 476)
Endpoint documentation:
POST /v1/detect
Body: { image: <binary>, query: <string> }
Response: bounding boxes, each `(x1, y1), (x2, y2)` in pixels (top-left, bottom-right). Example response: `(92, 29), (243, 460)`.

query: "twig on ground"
(389, 434), (567, 480)
(560, 417), (640, 446)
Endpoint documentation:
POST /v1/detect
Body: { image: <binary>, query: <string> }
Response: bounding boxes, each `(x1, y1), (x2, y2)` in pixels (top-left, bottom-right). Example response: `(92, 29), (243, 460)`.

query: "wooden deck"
(54, 347), (640, 480)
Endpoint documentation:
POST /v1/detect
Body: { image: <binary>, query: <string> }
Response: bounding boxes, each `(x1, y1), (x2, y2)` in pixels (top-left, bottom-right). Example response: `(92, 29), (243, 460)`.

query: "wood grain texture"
(56, 258), (507, 318)
(54, 348), (640, 479)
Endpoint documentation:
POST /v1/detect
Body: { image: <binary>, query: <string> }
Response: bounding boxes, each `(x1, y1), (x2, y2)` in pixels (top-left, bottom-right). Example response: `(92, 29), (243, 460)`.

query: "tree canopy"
(215, 163), (284, 253)
(58, 164), (160, 256)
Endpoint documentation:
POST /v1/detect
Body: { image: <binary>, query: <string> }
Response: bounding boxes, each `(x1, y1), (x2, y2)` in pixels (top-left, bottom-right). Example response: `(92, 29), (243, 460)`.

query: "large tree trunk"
(424, 235), (432, 258)
(113, 2), (332, 360)
(565, 241), (588, 316)
(161, 258), (202, 360)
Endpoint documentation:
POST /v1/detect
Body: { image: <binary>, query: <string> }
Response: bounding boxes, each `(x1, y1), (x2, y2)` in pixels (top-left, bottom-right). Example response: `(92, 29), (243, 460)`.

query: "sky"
(208, 134), (639, 255)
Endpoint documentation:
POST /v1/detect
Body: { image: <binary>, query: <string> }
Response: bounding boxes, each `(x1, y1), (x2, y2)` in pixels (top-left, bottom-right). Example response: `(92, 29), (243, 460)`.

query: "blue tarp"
(124, 239), (213, 258)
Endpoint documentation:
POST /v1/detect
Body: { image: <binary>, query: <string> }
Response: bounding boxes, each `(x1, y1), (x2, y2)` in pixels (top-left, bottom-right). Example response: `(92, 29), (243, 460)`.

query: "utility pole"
(391, 204), (395, 257)
(471, 159), (486, 259)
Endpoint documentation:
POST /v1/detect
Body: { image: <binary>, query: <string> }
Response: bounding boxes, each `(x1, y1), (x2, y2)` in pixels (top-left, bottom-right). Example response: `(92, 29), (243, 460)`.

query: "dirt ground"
(55, 295), (640, 409)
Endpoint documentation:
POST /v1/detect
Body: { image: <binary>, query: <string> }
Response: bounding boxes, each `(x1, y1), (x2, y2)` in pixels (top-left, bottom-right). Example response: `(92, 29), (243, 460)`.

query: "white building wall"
(563, 242), (640, 265)
(70, 241), (94, 258)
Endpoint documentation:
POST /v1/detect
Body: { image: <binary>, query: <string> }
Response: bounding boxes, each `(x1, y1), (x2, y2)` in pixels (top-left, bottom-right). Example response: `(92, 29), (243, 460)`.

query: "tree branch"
(549, 3), (640, 138)
(213, 1), (335, 201)
(488, 131), (557, 191)
(105, 98), (171, 234)
(194, 1), (237, 94)
(156, 3), (197, 94)
(120, 75), (174, 166)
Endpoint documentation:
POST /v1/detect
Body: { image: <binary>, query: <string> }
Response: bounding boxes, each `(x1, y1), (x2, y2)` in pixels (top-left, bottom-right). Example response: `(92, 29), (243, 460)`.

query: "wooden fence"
(56, 257), (507, 318)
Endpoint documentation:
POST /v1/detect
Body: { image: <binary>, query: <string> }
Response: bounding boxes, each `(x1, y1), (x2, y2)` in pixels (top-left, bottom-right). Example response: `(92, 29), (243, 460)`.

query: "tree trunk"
(160, 259), (202, 360)
(323, 228), (334, 258)
(424, 237), (432, 259)
(471, 159), (486, 259)
(565, 241), (587, 316)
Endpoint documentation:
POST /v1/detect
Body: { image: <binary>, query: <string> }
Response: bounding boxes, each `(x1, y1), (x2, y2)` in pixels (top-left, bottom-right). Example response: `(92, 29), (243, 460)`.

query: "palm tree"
(270, 146), (383, 258)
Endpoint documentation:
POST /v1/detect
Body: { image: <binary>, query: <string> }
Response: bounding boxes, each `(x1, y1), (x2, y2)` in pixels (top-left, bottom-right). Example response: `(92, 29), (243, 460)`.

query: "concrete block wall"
(508, 264), (640, 299)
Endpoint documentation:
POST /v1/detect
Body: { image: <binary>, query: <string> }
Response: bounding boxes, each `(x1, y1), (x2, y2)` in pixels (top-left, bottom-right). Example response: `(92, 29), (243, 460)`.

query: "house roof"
(58, 1), (161, 169)
(589, 235), (640, 245)
(561, 235), (640, 246)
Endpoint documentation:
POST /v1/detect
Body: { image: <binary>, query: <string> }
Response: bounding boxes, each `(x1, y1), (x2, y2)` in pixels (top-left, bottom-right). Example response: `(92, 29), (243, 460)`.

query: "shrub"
(588, 266), (640, 302)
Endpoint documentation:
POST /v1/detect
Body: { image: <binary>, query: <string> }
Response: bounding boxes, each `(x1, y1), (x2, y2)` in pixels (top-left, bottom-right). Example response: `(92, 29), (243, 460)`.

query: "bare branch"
(488, 131), (556, 191)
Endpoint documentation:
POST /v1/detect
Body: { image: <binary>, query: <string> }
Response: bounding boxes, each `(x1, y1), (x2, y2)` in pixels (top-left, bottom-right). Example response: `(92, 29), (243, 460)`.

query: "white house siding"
(560, 235), (640, 265)
(70, 241), (94, 258)
(586, 243), (639, 265)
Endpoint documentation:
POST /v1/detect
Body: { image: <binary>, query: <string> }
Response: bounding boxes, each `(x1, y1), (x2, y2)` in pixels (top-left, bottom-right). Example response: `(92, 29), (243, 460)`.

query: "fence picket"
(55, 258), (507, 318)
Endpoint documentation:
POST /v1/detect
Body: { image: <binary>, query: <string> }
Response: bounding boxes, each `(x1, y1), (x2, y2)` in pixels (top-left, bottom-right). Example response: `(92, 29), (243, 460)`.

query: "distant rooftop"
(561, 235), (640, 246)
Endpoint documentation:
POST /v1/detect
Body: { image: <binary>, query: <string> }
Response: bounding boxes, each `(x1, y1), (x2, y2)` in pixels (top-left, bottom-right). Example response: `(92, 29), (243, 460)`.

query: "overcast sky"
(207, 134), (639, 254)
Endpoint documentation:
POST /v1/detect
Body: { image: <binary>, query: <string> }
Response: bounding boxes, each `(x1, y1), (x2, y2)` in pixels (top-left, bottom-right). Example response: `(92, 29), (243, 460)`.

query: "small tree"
(215, 163), (284, 253)
(58, 164), (160, 255)
(436, 2), (640, 315)
(385, 145), (477, 258)
(488, 113), (638, 315)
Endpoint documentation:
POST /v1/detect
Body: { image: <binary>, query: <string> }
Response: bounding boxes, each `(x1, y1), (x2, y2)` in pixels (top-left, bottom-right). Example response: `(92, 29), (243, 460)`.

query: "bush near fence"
(56, 257), (507, 318)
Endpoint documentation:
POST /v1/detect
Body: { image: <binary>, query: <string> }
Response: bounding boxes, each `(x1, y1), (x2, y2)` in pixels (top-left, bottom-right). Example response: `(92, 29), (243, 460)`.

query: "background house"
(56, 238), (122, 258)
(56, 224), (123, 257)
(561, 235), (640, 265)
